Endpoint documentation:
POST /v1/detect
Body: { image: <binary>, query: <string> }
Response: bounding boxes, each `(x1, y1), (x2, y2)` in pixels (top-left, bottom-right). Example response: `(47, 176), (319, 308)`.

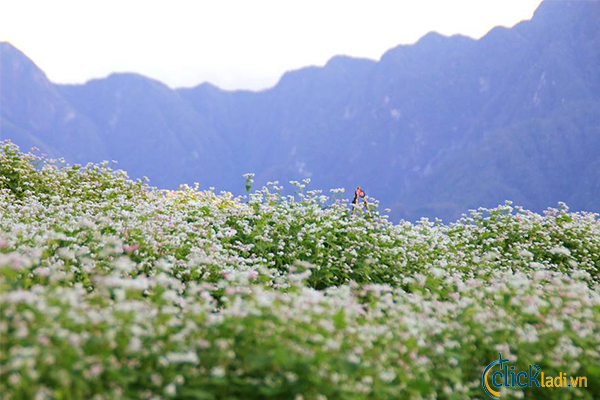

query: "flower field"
(1, 141), (599, 400)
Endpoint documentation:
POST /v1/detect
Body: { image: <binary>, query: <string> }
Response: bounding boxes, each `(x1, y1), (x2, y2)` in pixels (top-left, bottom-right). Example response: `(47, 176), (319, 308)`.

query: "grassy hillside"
(1, 140), (599, 400)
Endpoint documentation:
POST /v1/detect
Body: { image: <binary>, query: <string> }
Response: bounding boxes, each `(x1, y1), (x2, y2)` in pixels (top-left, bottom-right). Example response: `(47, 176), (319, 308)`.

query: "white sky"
(0, 0), (543, 91)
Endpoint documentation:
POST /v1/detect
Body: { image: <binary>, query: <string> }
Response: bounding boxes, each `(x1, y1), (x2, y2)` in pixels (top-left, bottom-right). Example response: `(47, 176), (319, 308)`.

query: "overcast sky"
(0, 0), (543, 91)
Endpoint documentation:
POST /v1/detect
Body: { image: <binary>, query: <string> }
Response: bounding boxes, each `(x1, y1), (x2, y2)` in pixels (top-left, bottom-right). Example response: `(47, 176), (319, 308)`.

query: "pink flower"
(124, 244), (139, 254)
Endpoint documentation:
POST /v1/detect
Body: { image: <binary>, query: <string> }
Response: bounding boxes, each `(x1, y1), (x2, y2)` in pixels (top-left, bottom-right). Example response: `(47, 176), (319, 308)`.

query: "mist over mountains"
(1, 0), (599, 221)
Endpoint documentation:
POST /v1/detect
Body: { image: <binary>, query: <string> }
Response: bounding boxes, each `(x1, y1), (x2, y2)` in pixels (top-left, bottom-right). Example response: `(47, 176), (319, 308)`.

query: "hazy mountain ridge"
(1, 0), (599, 221)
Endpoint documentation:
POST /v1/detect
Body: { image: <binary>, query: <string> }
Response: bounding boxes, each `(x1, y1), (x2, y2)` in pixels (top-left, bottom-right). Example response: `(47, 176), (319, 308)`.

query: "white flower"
(518, 249), (534, 259)
(164, 383), (176, 396)
(165, 352), (199, 364)
(114, 257), (135, 272)
(34, 267), (51, 277)
(549, 246), (571, 256)
(5, 290), (37, 304)
(379, 370), (396, 382)
(128, 337), (142, 353)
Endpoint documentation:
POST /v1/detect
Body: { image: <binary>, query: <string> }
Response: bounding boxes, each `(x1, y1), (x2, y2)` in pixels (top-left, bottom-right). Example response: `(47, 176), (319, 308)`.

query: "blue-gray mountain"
(1, 0), (599, 221)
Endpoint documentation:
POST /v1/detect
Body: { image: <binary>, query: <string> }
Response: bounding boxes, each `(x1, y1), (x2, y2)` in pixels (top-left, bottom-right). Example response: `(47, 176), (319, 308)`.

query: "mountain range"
(1, 0), (599, 221)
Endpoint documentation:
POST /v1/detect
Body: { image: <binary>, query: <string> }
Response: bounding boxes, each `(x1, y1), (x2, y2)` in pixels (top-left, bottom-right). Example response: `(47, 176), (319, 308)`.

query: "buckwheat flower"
(361, 376), (373, 386)
(165, 352), (199, 364)
(325, 339), (341, 351)
(34, 387), (52, 400)
(429, 267), (445, 279)
(128, 337), (142, 353)
(211, 366), (226, 378)
(319, 319), (335, 333)
(88, 364), (104, 378)
(9, 373), (20, 385)
(5, 290), (37, 304)
(347, 353), (361, 364)
(555, 336), (582, 358)
(518, 249), (534, 259)
(379, 370), (396, 383)
(34, 267), (51, 277)
(155, 259), (172, 272)
(123, 244), (139, 254)
(114, 257), (134, 273)
(164, 383), (176, 396)
(414, 273), (427, 285)
(571, 269), (590, 280)
(443, 385), (453, 396)
(529, 261), (545, 270)
(483, 251), (500, 261)
(494, 344), (517, 361)
(402, 276), (416, 285)
(516, 326), (539, 343)
(533, 270), (551, 282)
(550, 246), (571, 256)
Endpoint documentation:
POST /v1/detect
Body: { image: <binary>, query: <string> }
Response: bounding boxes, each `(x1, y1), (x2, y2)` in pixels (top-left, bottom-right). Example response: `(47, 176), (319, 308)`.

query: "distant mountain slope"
(0, 42), (108, 163)
(1, 0), (599, 221)
(58, 74), (233, 187)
